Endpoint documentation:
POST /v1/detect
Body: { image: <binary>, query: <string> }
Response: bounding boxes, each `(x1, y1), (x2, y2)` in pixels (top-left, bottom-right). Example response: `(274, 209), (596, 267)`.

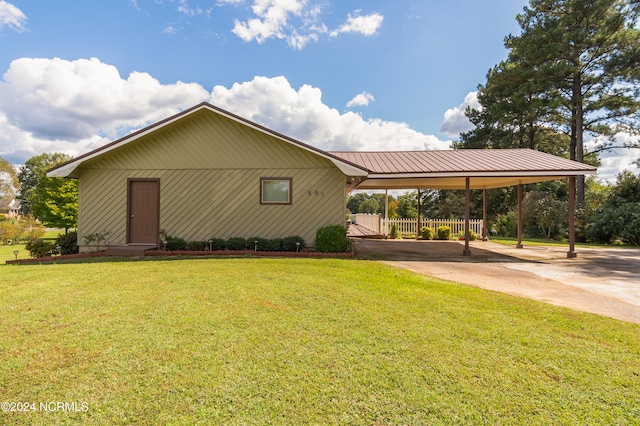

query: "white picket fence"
(351, 214), (483, 238)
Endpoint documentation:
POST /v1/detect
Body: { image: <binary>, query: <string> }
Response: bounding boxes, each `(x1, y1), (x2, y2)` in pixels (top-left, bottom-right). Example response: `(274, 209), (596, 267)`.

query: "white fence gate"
(350, 214), (483, 238)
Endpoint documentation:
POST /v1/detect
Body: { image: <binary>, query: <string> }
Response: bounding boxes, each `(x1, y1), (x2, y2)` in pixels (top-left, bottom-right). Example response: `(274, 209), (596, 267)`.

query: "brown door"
(128, 179), (160, 244)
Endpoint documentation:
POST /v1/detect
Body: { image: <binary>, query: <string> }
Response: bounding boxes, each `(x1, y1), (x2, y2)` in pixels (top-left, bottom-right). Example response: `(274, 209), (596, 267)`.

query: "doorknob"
(131, 214), (135, 218)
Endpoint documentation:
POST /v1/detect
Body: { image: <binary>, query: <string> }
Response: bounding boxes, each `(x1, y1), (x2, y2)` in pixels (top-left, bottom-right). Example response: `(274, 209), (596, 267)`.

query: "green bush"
(187, 241), (207, 251)
(315, 225), (349, 253)
(389, 224), (399, 239)
(249, 237), (268, 251)
(436, 226), (452, 240)
(55, 231), (79, 255)
(458, 230), (478, 241)
(420, 226), (434, 240)
(165, 236), (188, 251)
(206, 238), (226, 251)
(226, 237), (248, 251)
(282, 236), (305, 252)
(262, 238), (283, 252)
(25, 239), (55, 258)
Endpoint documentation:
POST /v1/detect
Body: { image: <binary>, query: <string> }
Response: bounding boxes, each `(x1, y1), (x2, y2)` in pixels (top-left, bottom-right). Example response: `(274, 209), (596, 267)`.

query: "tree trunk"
(573, 70), (585, 205)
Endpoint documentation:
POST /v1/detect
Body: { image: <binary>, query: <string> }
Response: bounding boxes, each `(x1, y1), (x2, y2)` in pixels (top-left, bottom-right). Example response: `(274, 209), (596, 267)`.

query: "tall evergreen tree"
(460, 0), (639, 205)
(507, 0), (640, 203)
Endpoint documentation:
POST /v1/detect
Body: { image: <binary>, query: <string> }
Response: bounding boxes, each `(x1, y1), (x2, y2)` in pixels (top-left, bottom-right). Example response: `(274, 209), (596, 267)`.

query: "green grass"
(489, 236), (637, 249)
(0, 244), (26, 263)
(1, 258), (639, 424)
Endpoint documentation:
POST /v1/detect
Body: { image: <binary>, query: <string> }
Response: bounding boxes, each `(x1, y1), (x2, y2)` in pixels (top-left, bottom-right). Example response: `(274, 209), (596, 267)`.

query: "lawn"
(489, 236), (637, 249)
(1, 258), (639, 424)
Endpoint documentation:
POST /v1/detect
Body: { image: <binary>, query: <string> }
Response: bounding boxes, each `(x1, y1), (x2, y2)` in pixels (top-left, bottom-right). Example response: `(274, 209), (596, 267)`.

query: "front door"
(128, 179), (160, 244)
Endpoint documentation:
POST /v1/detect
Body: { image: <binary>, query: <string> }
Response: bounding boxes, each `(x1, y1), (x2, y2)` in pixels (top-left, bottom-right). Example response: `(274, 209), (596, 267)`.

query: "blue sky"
(0, 0), (637, 181)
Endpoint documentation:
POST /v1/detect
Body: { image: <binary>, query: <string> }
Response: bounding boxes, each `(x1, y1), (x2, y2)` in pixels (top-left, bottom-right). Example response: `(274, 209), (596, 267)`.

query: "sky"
(0, 0), (638, 183)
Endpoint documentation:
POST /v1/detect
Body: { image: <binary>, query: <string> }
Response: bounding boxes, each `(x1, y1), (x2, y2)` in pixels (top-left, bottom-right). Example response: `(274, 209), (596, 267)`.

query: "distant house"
(47, 103), (368, 252)
(0, 198), (21, 218)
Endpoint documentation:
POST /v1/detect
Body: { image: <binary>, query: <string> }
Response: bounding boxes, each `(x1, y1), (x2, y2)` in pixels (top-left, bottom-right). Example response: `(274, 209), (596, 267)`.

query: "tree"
(395, 192), (418, 218)
(19, 153), (77, 231)
(18, 153), (72, 215)
(587, 170), (640, 245)
(506, 0), (640, 204)
(0, 156), (19, 203)
(522, 191), (569, 238)
(346, 193), (391, 215)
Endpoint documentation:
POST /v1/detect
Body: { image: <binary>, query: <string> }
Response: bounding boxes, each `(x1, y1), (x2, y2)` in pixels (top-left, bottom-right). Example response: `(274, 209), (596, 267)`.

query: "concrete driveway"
(353, 238), (640, 325)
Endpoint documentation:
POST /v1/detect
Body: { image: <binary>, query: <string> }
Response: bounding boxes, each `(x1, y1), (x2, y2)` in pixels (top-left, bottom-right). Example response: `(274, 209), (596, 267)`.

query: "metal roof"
(45, 101), (597, 191)
(329, 149), (595, 174)
(330, 149), (597, 190)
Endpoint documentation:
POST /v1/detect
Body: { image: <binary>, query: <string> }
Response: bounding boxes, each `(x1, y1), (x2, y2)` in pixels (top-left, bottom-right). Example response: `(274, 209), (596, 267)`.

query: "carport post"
(567, 176), (577, 258)
(384, 189), (389, 236)
(482, 189), (488, 241)
(516, 183), (524, 249)
(463, 177), (471, 256)
(416, 188), (421, 239)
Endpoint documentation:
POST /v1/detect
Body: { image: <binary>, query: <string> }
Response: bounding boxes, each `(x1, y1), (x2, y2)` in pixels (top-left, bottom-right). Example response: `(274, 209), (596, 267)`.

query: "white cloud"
(346, 92), (374, 108)
(0, 59), (447, 164)
(0, 57), (210, 143)
(586, 133), (640, 183)
(178, 0), (203, 16)
(231, 0), (311, 48)
(439, 91), (479, 137)
(227, 2), (382, 49)
(0, 0), (27, 32)
(330, 11), (383, 37)
(163, 25), (178, 35)
(211, 76), (446, 151)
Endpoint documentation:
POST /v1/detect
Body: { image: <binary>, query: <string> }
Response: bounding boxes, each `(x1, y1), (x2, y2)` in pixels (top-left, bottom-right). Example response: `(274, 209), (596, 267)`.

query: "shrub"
(84, 231), (111, 252)
(389, 224), (399, 239)
(165, 236), (188, 251)
(458, 230), (478, 241)
(55, 231), (79, 255)
(249, 237), (268, 251)
(25, 239), (55, 258)
(436, 226), (452, 240)
(187, 241), (207, 251)
(420, 226), (434, 240)
(226, 237), (248, 251)
(282, 236), (305, 252)
(262, 238), (283, 252)
(316, 225), (349, 253)
(492, 212), (518, 237)
(207, 238), (226, 251)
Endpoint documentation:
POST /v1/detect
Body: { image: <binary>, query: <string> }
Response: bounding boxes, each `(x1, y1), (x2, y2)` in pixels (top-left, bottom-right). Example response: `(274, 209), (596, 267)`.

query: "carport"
(331, 149), (597, 258)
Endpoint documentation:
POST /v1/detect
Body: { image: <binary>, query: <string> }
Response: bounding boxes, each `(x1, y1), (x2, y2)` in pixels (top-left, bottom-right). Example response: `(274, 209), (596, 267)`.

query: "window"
(260, 178), (292, 205)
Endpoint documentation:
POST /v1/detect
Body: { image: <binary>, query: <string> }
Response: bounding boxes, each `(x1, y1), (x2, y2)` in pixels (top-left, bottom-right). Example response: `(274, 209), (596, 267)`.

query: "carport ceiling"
(330, 148), (597, 190)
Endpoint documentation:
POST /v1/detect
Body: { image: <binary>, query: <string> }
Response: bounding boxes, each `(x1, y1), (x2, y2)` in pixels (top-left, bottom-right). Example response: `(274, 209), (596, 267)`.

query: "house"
(0, 198), (21, 218)
(47, 103), (368, 252)
(48, 101), (596, 256)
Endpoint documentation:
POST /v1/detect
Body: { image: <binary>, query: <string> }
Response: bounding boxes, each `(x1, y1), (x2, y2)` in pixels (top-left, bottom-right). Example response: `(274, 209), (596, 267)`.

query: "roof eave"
(367, 170), (597, 179)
